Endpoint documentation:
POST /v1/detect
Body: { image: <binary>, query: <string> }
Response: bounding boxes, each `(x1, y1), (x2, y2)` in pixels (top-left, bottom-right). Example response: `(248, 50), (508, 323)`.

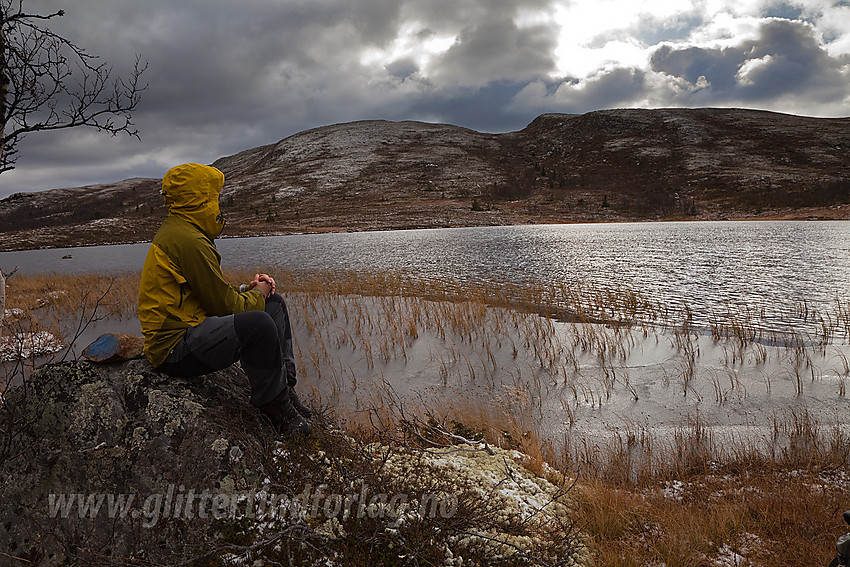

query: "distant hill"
(1, 108), (848, 251)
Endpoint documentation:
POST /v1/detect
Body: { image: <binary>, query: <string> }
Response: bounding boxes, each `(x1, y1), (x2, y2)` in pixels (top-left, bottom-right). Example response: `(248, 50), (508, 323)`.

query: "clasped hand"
(245, 273), (276, 298)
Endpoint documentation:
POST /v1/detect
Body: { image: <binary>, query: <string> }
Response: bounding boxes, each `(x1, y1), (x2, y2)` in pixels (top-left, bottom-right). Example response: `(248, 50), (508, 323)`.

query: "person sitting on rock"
(137, 162), (311, 435)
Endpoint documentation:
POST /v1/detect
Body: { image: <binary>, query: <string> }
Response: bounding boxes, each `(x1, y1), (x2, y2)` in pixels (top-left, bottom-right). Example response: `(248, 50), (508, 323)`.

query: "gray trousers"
(158, 294), (297, 406)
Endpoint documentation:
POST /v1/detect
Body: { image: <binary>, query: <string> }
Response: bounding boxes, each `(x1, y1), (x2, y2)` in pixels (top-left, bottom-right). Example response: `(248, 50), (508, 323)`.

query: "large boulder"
(0, 359), (588, 566)
(0, 359), (277, 565)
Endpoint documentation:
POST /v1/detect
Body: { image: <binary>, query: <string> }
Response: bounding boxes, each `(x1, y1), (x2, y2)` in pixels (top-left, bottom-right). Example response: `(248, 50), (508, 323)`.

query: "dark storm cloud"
(762, 2), (804, 21)
(404, 81), (543, 133)
(62, 1), (541, 123)
(650, 45), (742, 90)
(385, 58), (419, 79)
(1, 0), (414, 193)
(2, 0), (567, 196)
(569, 68), (648, 110)
(405, 0), (558, 85)
(509, 67), (649, 117)
(403, 0), (552, 29)
(650, 19), (850, 102)
(101, 0), (556, 131)
(1, 1), (849, 197)
(429, 17), (559, 85)
(510, 16), (850, 118)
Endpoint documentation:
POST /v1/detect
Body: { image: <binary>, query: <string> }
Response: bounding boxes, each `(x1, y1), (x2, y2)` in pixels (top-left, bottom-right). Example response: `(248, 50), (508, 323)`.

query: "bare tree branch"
(0, 0), (147, 173)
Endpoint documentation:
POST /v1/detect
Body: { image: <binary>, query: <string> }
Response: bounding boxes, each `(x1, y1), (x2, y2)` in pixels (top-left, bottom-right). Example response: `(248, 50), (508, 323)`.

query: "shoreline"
(5, 269), (848, 470)
(2, 209), (849, 253)
(3, 269), (849, 565)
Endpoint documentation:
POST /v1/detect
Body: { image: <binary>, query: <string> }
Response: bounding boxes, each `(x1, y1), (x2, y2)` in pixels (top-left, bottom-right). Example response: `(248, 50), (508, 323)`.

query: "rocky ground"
(1, 108), (848, 251)
(0, 359), (586, 566)
(3, 268), (849, 565)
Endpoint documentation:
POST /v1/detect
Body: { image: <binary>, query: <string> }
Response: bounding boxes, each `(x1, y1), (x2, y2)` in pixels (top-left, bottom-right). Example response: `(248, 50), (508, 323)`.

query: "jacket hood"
(161, 163), (226, 239)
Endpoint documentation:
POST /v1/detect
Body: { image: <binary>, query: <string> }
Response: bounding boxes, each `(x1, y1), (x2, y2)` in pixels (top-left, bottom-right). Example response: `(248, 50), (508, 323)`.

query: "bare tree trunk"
(0, 11), (6, 333)
(0, 268), (5, 332)
(1, 7), (8, 168)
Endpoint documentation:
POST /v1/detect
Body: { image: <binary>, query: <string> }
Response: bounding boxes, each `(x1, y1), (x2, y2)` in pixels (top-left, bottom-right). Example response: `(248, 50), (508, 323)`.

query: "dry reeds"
(4, 267), (850, 565)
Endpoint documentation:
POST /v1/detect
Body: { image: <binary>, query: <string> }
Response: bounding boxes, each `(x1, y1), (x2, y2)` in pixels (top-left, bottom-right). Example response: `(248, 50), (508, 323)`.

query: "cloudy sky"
(1, 0), (848, 198)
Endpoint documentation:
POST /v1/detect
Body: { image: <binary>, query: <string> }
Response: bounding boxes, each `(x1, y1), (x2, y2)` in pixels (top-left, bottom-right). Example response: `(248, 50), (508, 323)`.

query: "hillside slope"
(0, 108), (848, 251)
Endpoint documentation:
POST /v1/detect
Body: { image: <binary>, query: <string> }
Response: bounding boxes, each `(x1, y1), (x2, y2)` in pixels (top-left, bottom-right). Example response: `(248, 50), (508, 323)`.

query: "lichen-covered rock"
(0, 359), (276, 566)
(0, 359), (588, 566)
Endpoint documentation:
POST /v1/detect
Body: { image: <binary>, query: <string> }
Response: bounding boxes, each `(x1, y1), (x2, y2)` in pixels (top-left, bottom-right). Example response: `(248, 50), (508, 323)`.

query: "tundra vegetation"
(3, 109), (850, 252)
(2, 268), (849, 566)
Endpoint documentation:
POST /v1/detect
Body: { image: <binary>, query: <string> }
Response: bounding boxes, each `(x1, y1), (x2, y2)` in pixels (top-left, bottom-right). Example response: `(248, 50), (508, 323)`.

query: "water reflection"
(3, 221), (850, 333)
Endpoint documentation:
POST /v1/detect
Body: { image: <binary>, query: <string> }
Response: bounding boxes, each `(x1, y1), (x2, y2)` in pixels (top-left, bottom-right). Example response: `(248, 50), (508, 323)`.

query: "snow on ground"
(0, 331), (64, 362)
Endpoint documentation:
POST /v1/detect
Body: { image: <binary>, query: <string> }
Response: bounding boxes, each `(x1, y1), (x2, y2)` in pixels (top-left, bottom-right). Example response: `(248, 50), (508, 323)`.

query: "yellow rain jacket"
(137, 163), (265, 367)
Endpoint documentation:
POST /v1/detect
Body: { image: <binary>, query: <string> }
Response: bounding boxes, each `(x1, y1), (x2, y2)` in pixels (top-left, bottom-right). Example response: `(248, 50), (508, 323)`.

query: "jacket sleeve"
(178, 234), (265, 316)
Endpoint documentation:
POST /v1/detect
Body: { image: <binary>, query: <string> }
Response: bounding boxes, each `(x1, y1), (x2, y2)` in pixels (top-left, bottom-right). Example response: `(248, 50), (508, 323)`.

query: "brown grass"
(577, 467), (846, 567)
(4, 268), (850, 566)
(3, 271), (139, 322)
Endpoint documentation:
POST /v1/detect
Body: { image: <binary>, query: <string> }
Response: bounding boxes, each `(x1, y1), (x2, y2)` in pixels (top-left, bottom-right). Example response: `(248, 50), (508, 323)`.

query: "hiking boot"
(289, 388), (312, 419)
(259, 389), (311, 435)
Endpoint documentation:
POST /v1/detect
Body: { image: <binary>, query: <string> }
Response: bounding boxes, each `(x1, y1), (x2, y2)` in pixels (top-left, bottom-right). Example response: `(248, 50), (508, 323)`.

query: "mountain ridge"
(1, 107), (848, 251)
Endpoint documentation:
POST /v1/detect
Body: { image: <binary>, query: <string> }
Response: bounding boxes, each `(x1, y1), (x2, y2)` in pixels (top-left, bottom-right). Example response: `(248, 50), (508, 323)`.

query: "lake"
(4, 220), (850, 454)
(3, 220), (850, 333)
